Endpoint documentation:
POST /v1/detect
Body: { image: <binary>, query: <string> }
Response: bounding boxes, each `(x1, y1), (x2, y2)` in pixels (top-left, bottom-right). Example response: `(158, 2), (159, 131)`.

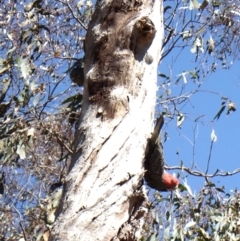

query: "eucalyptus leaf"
(211, 129), (217, 142)
(17, 57), (30, 81)
(16, 144), (26, 159)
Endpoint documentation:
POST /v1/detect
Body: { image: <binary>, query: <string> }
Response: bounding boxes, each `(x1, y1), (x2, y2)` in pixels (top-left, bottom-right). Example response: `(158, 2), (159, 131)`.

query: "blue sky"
(159, 47), (240, 193)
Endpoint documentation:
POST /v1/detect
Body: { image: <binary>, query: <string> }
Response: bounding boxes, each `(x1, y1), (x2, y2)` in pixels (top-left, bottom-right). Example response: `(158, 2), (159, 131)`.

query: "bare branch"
(19, 222), (28, 241)
(59, 0), (87, 30)
(206, 140), (214, 174)
(166, 165), (240, 178)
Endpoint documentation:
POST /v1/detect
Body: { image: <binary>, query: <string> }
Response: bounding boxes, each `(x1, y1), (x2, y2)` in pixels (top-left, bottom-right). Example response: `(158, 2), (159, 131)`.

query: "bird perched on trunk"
(144, 115), (179, 191)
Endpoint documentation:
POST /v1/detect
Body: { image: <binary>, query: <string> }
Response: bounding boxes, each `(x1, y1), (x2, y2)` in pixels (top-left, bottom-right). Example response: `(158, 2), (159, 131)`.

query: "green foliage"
(0, 0), (90, 239)
(144, 184), (240, 241)
(0, 0), (239, 240)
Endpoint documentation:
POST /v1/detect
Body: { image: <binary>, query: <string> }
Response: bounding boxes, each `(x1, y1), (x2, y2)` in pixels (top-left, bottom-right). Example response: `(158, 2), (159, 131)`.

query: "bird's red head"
(162, 171), (179, 190)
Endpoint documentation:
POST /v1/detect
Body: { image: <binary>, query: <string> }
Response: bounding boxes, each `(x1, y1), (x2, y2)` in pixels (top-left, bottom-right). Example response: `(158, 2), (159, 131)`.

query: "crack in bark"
(72, 143), (102, 193)
(116, 172), (132, 186)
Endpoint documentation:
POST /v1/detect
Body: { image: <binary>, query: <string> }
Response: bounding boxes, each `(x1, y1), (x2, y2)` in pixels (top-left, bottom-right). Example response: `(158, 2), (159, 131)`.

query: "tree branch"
(166, 165), (240, 178)
(59, 0), (87, 30)
(206, 140), (214, 174)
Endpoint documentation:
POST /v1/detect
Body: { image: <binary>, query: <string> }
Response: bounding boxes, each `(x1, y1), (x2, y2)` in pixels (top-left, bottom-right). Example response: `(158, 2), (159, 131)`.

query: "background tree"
(0, 0), (240, 240)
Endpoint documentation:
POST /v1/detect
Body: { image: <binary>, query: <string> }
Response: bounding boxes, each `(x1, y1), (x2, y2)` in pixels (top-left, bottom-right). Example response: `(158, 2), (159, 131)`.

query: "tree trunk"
(50, 0), (163, 240)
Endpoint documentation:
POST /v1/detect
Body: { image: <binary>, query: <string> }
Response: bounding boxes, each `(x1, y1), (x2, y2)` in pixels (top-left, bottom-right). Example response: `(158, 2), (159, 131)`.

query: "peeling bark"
(50, 0), (163, 240)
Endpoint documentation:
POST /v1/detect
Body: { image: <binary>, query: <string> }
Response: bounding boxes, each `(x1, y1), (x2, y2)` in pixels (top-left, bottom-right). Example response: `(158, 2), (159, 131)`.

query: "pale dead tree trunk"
(51, 0), (163, 240)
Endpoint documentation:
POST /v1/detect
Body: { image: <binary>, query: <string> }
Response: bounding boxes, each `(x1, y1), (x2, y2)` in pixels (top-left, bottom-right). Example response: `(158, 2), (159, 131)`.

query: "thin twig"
(12, 206), (28, 241)
(45, 127), (73, 154)
(191, 123), (198, 169)
(206, 140), (214, 174)
(60, 0), (87, 30)
(19, 222), (28, 241)
(166, 165), (240, 178)
(56, 135), (73, 154)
